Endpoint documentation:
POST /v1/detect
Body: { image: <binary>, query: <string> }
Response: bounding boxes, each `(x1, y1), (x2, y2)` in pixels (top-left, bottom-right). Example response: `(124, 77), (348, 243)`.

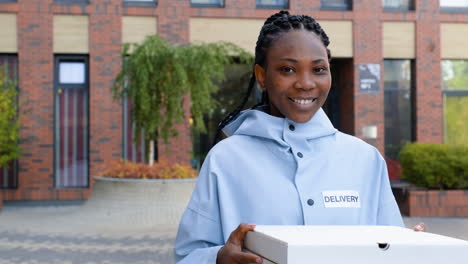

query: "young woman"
(175, 11), (404, 264)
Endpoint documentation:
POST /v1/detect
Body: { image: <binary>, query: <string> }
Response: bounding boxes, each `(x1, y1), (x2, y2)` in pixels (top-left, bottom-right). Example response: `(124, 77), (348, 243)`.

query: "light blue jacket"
(175, 108), (404, 263)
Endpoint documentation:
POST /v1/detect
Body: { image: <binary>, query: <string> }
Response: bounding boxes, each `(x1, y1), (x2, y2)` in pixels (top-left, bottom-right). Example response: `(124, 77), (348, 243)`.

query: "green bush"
(0, 67), (21, 168)
(400, 143), (468, 189)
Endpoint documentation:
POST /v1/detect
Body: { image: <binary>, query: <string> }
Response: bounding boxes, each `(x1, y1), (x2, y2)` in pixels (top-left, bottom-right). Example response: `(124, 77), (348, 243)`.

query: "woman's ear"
(254, 64), (266, 91)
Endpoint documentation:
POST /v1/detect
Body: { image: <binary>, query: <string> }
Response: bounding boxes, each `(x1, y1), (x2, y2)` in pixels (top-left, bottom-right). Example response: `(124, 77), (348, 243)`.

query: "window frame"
(440, 0), (468, 13)
(122, 0), (157, 7)
(54, 0), (89, 5)
(320, 0), (352, 11)
(255, 0), (289, 9)
(440, 59), (468, 144)
(383, 59), (416, 160)
(53, 54), (90, 189)
(0, 53), (19, 190)
(383, 0), (415, 12)
(190, 0), (224, 8)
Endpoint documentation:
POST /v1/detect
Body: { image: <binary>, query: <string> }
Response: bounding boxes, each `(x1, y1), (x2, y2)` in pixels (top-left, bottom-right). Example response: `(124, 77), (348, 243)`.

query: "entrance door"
(323, 58), (354, 134)
(54, 56), (89, 188)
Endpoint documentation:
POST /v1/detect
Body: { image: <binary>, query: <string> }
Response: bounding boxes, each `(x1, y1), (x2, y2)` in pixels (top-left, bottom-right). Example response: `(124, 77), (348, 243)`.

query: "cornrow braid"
(212, 11), (331, 146)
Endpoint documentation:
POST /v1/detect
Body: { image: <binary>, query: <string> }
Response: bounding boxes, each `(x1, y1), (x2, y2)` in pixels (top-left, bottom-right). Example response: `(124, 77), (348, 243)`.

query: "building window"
(321, 0), (352, 11)
(383, 60), (414, 160)
(190, 0), (224, 8)
(0, 54), (18, 189)
(383, 0), (414, 11)
(442, 60), (468, 145)
(123, 0), (157, 7)
(54, 55), (89, 188)
(441, 0), (468, 12)
(192, 63), (257, 169)
(122, 96), (152, 163)
(54, 0), (89, 4)
(256, 0), (288, 9)
(0, 0), (17, 3)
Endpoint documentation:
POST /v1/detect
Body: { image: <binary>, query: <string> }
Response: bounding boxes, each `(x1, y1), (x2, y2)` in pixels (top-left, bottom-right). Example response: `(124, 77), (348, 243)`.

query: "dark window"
(0, 0), (17, 3)
(383, 0), (414, 11)
(122, 96), (151, 163)
(441, 0), (468, 12)
(321, 0), (352, 11)
(192, 62), (258, 169)
(256, 0), (288, 9)
(191, 0), (224, 8)
(54, 0), (89, 4)
(383, 60), (414, 160)
(123, 0), (157, 7)
(0, 54), (18, 189)
(54, 55), (89, 188)
(441, 60), (468, 145)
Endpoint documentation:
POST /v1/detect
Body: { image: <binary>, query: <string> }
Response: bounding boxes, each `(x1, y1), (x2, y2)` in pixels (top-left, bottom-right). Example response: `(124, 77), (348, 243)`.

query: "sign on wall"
(358, 64), (380, 93)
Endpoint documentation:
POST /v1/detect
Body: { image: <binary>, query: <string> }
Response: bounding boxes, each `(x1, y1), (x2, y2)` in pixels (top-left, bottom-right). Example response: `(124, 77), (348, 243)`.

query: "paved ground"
(0, 204), (178, 264)
(0, 203), (467, 264)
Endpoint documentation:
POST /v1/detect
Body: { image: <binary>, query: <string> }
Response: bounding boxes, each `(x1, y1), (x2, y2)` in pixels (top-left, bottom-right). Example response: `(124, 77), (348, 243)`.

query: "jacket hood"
(223, 107), (337, 144)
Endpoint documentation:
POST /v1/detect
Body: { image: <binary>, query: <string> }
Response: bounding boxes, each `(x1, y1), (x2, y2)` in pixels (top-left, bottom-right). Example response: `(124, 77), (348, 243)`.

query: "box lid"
(244, 225), (468, 264)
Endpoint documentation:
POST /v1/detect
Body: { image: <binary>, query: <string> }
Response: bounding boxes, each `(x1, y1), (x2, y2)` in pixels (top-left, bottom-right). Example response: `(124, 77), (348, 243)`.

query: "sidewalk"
(0, 203), (467, 264)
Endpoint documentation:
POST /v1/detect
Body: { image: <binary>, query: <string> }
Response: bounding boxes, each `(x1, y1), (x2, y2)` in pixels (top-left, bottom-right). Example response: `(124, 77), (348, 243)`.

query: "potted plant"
(88, 36), (252, 225)
(88, 159), (198, 226)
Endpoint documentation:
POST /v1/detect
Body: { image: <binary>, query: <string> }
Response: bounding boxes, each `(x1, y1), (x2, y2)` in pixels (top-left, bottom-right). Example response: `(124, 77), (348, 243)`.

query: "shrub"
(400, 143), (468, 189)
(101, 159), (197, 179)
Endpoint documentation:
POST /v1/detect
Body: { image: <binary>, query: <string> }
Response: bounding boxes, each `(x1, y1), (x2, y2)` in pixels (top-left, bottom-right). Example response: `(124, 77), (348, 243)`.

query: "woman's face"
(255, 30), (331, 123)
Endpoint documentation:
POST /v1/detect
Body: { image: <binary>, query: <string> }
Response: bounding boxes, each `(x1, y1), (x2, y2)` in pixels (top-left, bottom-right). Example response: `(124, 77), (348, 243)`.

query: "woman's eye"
(314, 67), (328, 73)
(280, 66), (295, 73)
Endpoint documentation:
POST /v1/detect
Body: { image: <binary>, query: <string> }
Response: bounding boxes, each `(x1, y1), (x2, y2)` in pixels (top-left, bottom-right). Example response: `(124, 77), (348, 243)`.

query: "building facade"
(0, 0), (467, 205)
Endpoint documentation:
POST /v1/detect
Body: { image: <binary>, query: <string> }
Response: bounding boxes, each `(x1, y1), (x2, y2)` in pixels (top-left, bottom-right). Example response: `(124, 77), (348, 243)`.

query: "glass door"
(54, 56), (89, 188)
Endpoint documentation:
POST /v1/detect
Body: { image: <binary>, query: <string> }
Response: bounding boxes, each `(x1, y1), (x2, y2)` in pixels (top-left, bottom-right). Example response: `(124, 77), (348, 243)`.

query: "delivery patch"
(322, 190), (361, 208)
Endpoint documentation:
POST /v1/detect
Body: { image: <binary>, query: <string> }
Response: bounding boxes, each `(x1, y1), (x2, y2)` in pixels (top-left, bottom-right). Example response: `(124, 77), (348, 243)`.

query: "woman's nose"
(294, 73), (316, 90)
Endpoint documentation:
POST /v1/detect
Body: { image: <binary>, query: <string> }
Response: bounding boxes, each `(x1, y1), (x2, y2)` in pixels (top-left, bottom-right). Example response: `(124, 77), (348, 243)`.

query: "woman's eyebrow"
(279, 57), (298, 63)
(278, 58), (327, 64)
(312, 59), (326, 64)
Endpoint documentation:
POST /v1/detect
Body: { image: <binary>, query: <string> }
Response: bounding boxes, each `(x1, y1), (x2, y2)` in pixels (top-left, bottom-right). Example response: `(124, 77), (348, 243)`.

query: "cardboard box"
(244, 225), (468, 264)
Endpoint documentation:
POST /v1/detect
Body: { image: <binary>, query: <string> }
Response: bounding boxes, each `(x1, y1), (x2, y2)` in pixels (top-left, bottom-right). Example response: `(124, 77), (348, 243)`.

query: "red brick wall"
(352, 0), (385, 153)
(0, 0), (462, 202)
(156, 0), (192, 166)
(404, 190), (468, 217)
(88, 0), (123, 186)
(414, 0), (443, 144)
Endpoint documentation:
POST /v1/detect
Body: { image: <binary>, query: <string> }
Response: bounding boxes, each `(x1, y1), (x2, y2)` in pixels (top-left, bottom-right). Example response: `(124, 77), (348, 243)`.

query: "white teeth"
(292, 98), (314, 105)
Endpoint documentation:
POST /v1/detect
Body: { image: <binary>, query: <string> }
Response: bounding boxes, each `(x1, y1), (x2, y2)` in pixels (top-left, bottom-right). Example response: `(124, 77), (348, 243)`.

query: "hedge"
(400, 143), (468, 190)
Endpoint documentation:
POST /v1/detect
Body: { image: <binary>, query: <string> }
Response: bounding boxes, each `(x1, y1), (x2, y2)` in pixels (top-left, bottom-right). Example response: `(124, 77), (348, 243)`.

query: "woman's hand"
(217, 223), (263, 264)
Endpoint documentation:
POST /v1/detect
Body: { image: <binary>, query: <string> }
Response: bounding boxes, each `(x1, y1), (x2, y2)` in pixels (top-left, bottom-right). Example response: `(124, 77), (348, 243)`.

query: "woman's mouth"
(289, 97), (318, 105)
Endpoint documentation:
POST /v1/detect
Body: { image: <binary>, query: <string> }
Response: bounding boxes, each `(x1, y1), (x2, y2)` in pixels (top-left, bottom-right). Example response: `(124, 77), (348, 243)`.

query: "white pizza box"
(244, 225), (468, 264)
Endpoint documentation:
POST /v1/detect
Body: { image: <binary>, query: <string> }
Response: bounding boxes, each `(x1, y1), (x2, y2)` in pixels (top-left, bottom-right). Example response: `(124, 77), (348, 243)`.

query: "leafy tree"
(112, 36), (253, 164)
(0, 66), (20, 168)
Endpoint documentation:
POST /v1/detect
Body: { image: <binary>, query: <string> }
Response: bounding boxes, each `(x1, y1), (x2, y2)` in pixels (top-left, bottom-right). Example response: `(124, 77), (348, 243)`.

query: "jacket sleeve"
(174, 154), (225, 263)
(376, 156), (404, 227)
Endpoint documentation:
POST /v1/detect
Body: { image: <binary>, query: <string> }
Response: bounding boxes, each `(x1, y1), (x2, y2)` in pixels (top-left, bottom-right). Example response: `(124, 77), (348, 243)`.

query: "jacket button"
(289, 124), (295, 131)
(297, 152), (303, 158)
(307, 199), (314, 206)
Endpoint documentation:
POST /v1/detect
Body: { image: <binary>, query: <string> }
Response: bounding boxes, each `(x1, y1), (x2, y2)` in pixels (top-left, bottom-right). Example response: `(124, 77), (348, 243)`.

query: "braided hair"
(212, 10), (331, 146)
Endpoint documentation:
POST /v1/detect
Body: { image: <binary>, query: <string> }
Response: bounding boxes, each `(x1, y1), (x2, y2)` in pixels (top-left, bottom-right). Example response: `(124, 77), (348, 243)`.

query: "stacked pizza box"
(244, 225), (468, 264)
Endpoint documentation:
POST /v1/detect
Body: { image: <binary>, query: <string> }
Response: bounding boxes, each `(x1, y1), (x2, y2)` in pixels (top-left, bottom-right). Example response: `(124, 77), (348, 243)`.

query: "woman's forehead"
(267, 30), (328, 61)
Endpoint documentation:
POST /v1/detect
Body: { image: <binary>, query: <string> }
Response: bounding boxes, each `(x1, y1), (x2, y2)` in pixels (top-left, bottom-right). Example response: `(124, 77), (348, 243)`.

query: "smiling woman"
(254, 31), (331, 123)
(175, 11), (404, 264)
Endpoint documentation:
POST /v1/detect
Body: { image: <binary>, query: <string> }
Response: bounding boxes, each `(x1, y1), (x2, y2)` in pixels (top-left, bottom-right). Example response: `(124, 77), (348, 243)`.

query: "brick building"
(0, 0), (467, 206)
